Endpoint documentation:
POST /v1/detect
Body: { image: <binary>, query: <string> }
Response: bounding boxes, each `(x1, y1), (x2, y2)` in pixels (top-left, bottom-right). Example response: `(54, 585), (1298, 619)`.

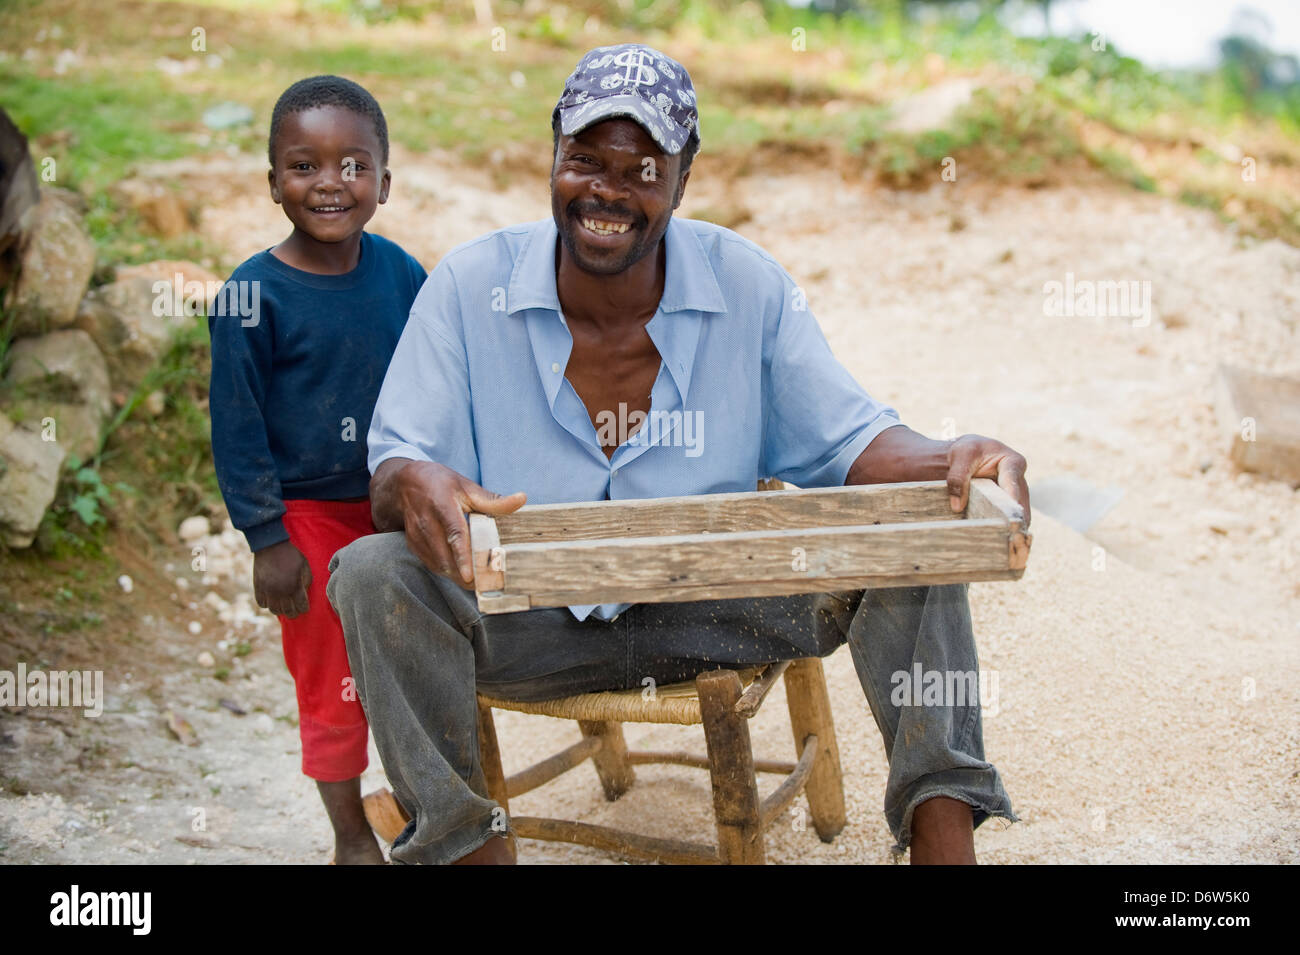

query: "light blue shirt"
(368, 216), (903, 621)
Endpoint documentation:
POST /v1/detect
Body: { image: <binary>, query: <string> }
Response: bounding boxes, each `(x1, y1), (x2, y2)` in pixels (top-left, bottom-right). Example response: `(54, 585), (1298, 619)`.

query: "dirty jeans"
(326, 531), (1016, 864)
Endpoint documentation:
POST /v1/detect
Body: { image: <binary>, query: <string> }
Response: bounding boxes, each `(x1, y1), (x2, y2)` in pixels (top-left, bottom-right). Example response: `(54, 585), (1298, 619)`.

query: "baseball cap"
(552, 44), (700, 156)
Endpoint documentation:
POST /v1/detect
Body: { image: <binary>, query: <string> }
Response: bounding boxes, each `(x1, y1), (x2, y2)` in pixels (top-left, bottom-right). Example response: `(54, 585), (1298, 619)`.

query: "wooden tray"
(468, 478), (1031, 614)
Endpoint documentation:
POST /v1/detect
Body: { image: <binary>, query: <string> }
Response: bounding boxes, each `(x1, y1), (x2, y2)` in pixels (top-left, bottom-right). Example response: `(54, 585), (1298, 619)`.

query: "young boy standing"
(208, 75), (426, 864)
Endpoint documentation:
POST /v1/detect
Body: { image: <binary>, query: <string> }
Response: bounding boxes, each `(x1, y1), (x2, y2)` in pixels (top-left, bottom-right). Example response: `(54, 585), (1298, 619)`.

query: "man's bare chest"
(564, 324), (662, 459)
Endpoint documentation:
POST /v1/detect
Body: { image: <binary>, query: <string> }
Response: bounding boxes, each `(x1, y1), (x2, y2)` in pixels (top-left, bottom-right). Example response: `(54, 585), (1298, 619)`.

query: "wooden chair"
(476, 654), (845, 864)
(475, 477), (846, 865)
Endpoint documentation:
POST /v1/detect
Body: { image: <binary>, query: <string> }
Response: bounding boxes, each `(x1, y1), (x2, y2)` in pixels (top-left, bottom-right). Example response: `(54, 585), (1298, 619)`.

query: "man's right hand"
(381, 459), (526, 586)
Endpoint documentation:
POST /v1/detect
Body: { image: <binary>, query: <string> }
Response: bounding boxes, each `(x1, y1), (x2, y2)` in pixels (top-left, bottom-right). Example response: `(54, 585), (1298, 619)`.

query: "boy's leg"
(279, 499), (382, 864)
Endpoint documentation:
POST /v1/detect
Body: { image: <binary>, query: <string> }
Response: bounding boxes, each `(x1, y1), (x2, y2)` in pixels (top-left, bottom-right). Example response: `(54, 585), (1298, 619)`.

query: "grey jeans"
(326, 531), (1015, 863)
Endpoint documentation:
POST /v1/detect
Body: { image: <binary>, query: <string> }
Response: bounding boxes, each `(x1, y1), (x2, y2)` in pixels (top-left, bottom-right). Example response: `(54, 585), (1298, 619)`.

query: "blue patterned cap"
(553, 44), (700, 155)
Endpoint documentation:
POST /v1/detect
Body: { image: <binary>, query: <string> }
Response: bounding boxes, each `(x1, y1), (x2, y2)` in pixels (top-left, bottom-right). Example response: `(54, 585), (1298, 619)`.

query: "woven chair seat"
(478, 667), (760, 726)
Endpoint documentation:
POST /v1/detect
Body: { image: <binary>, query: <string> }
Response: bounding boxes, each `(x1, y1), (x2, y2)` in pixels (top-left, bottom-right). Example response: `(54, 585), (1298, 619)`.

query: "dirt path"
(2, 150), (1296, 864)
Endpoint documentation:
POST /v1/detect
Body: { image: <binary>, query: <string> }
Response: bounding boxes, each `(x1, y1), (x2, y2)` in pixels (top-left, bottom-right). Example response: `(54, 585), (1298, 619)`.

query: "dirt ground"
(1, 148), (1297, 864)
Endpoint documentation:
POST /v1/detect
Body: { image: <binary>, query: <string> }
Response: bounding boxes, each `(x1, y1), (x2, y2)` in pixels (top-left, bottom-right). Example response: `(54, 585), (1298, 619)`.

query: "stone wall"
(0, 108), (220, 547)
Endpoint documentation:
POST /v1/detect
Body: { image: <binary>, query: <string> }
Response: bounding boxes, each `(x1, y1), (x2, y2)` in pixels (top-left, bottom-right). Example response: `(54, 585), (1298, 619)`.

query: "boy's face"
(268, 105), (390, 246)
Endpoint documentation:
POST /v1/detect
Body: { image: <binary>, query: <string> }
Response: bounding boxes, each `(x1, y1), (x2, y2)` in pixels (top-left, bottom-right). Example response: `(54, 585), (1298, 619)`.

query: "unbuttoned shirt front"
(368, 216), (903, 621)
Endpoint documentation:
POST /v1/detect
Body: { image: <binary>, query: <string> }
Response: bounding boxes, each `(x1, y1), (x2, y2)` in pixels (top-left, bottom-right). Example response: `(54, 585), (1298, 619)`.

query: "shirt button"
(551, 362), (560, 373)
(612, 468), (619, 476)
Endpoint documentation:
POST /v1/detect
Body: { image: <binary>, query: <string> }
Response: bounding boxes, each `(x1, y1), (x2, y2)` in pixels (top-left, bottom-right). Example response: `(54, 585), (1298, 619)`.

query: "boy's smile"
(268, 105), (390, 273)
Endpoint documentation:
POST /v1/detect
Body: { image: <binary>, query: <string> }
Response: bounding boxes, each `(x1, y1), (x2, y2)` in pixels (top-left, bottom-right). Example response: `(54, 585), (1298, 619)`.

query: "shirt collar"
(506, 216), (728, 316)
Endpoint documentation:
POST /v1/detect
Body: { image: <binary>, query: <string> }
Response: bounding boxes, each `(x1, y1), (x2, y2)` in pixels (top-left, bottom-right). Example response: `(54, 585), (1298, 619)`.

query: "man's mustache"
(567, 201), (643, 227)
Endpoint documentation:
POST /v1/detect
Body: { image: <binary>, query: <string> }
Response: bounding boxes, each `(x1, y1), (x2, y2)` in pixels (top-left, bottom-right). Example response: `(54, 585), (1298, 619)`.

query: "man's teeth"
(581, 217), (629, 236)
(314, 206), (347, 212)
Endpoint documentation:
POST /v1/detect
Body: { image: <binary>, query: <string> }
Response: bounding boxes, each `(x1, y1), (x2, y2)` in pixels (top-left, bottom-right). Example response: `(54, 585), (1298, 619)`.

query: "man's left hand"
(946, 435), (1030, 528)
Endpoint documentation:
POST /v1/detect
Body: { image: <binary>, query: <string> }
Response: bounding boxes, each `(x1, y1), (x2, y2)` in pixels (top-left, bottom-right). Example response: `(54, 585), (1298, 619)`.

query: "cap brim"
(557, 93), (689, 156)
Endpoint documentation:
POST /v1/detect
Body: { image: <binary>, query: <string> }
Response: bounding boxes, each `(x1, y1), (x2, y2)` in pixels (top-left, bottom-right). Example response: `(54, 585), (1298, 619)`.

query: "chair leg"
(477, 699), (510, 812)
(784, 657), (847, 842)
(577, 720), (635, 800)
(697, 669), (765, 864)
(477, 700), (518, 861)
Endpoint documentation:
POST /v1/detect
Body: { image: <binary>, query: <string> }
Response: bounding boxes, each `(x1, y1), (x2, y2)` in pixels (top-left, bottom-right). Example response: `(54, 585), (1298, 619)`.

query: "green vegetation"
(2, 0), (1293, 252)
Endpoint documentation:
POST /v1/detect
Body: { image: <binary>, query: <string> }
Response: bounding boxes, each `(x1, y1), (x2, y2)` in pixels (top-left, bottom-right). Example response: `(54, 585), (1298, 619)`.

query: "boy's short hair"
(268, 75), (389, 167)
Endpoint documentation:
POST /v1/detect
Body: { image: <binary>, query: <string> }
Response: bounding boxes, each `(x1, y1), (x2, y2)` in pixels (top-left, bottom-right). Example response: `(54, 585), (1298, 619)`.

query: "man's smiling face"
(550, 118), (689, 276)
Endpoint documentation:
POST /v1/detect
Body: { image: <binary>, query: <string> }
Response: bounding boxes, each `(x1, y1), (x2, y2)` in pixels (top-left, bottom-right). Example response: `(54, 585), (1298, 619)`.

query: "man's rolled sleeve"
(761, 271), (902, 488)
(367, 263), (481, 482)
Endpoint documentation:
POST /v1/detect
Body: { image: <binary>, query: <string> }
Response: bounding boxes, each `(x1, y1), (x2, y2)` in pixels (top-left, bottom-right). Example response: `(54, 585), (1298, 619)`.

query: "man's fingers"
(997, 457), (1031, 530)
(946, 441), (979, 513)
(463, 483), (527, 516)
(435, 502), (475, 585)
(409, 514), (458, 580)
(453, 482), (525, 584)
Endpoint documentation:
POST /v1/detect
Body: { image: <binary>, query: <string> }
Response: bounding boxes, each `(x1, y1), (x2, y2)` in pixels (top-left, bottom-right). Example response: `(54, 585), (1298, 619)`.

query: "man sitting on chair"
(327, 44), (1030, 865)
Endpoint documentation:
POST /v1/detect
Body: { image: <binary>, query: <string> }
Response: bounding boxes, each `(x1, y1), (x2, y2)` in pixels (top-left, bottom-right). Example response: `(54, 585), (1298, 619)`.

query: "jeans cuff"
(888, 772), (1018, 854)
(390, 807), (511, 865)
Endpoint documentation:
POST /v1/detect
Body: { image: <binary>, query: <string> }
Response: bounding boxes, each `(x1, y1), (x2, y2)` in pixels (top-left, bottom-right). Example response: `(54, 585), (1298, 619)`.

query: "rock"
(3, 329), (113, 460)
(165, 710), (198, 746)
(1214, 364), (1300, 484)
(178, 514), (210, 542)
(40, 186), (88, 217)
(11, 190), (97, 337)
(142, 390), (165, 416)
(115, 259), (223, 312)
(117, 574), (133, 594)
(0, 411), (67, 548)
(74, 275), (192, 387)
(187, 621), (202, 635)
(201, 591), (229, 613)
(196, 651), (215, 668)
(201, 102), (254, 130)
(110, 178), (191, 238)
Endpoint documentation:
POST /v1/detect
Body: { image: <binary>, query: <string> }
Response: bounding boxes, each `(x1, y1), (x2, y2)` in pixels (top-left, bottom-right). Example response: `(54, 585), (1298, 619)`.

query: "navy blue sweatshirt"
(208, 232), (427, 551)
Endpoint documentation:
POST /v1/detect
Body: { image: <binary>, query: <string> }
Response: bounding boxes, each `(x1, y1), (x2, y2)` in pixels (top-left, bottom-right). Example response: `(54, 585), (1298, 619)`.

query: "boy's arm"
(207, 279), (289, 551)
(208, 281), (313, 617)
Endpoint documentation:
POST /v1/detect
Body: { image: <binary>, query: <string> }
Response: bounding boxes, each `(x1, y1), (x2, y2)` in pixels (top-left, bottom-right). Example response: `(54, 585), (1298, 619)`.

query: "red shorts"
(278, 498), (375, 782)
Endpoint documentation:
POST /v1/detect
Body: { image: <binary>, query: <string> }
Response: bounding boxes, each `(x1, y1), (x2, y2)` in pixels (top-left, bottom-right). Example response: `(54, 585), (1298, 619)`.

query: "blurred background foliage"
(2, 0), (1296, 257)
